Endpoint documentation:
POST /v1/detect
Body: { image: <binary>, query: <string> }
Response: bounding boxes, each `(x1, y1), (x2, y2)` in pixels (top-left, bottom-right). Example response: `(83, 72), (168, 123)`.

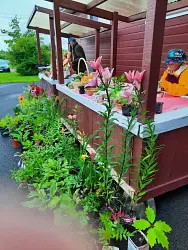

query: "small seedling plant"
(133, 206), (172, 249)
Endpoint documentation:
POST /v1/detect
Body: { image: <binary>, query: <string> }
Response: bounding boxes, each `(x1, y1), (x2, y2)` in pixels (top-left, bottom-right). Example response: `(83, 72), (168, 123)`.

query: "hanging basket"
(71, 58), (90, 89)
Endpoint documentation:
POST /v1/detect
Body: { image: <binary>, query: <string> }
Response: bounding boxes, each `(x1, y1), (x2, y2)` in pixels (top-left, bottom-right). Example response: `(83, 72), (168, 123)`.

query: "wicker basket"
(72, 58), (90, 89)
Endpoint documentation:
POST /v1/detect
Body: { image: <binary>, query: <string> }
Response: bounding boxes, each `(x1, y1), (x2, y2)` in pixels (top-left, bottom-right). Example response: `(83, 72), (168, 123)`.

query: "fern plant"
(133, 206), (172, 249)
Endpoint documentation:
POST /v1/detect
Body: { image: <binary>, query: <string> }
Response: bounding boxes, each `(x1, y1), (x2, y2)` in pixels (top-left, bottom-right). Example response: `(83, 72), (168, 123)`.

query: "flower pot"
(12, 139), (21, 149)
(27, 183), (35, 192)
(78, 86), (85, 94)
(128, 231), (149, 250)
(0, 127), (9, 137)
(114, 103), (122, 110)
(85, 87), (98, 96)
(35, 140), (41, 146)
(155, 102), (164, 114)
(122, 106), (133, 116)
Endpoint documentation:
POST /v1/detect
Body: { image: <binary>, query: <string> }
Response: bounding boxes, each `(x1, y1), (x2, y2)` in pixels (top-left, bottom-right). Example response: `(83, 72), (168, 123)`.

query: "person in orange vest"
(160, 49), (188, 96)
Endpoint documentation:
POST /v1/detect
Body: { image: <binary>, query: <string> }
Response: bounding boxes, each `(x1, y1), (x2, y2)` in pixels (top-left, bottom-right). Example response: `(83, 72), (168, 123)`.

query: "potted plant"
(97, 212), (133, 249)
(33, 133), (44, 146)
(78, 83), (85, 94)
(0, 116), (11, 137)
(85, 74), (99, 96)
(128, 206), (172, 250)
(113, 86), (138, 116)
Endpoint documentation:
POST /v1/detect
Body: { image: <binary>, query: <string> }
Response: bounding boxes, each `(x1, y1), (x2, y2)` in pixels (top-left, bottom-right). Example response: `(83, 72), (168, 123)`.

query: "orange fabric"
(160, 66), (188, 96)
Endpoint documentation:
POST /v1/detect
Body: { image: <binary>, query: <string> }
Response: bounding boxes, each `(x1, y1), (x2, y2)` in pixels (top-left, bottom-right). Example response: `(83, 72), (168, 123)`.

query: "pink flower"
(102, 67), (114, 82)
(47, 89), (53, 99)
(89, 56), (102, 70)
(85, 75), (98, 88)
(134, 70), (146, 83)
(125, 70), (135, 83)
(121, 85), (134, 105)
(68, 114), (76, 120)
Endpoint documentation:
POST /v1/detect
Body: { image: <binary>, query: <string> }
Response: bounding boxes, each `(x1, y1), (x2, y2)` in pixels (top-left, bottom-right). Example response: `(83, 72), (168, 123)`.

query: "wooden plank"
(49, 16), (57, 81)
(139, 0), (168, 120)
(110, 12), (118, 75)
(45, 0), (128, 22)
(60, 12), (111, 30)
(53, 0), (64, 84)
(87, 0), (108, 10)
(29, 25), (80, 38)
(36, 28), (42, 64)
(127, 0), (188, 23)
(95, 29), (100, 60)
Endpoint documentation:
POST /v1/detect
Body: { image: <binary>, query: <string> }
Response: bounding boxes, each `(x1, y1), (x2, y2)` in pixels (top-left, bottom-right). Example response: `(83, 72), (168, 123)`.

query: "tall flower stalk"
(90, 59), (115, 197)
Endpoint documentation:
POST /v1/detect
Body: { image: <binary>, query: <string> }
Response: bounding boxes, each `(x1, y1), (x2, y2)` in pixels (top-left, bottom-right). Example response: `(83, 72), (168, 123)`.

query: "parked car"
(0, 60), (10, 72)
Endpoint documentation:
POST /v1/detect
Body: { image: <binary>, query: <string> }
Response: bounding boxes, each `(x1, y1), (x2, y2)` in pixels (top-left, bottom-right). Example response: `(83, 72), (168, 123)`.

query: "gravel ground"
(0, 83), (188, 249)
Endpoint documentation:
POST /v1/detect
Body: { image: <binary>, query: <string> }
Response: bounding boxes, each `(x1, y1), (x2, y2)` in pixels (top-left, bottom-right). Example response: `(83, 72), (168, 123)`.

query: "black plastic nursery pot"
(122, 106), (137, 116)
(155, 102), (164, 114)
(79, 86), (85, 94)
(0, 127), (9, 137)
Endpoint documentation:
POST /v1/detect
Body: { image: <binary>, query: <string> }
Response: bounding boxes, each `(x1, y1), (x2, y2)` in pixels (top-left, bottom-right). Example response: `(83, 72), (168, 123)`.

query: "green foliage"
(132, 118), (161, 204)
(98, 212), (133, 246)
(133, 206), (172, 249)
(0, 50), (8, 60)
(1, 16), (51, 76)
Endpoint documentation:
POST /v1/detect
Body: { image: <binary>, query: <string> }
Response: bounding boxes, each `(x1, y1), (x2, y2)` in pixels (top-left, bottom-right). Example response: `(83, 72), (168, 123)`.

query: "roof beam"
(87, 0), (107, 10)
(127, 0), (188, 22)
(28, 26), (80, 38)
(36, 5), (111, 29)
(45, 0), (128, 22)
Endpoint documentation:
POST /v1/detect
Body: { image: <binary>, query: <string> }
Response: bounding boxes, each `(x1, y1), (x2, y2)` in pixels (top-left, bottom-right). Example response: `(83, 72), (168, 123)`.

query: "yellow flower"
(18, 96), (25, 102)
(80, 154), (88, 160)
(61, 128), (65, 134)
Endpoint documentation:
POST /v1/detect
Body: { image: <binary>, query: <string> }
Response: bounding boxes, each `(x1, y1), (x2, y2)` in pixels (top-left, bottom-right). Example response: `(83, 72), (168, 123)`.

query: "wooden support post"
(95, 29), (100, 60)
(110, 12), (118, 75)
(53, 0), (64, 84)
(139, 0), (168, 120)
(36, 28), (42, 64)
(49, 16), (57, 81)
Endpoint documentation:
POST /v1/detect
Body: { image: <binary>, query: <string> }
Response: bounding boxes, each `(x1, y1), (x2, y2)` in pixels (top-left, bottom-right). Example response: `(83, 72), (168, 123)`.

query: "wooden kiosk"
(27, 0), (188, 202)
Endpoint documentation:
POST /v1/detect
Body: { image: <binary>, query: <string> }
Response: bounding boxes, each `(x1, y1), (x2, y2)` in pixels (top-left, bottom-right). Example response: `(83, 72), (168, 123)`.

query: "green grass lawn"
(0, 72), (39, 84)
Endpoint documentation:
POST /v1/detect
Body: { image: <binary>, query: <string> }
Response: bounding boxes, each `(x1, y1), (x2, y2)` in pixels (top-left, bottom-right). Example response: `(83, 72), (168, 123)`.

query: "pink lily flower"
(134, 70), (146, 83)
(125, 70), (135, 83)
(102, 67), (114, 82)
(47, 89), (53, 99)
(85, 75), (98, 88)
(89, 56), (102, 70)
(121, 85), (134, 105)
(68, 114), (76, 120)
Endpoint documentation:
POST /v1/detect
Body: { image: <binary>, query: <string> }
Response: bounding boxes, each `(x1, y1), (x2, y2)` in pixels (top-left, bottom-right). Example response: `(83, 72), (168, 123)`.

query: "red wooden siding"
(79, 14), (188, 77)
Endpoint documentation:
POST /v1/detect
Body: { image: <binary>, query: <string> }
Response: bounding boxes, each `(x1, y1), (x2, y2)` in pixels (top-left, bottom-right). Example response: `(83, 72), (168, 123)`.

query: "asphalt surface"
(0, 83), (188, 249)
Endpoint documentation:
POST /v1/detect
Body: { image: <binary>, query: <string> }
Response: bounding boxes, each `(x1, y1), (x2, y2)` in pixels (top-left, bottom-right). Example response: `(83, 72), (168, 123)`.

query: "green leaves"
(154, 221), (172, 233)
(133, 219), (150, 230)
(50, 182), (57, 197)
(147, 228), (157, 247)
(133, 207), (172, 249)
(146, 206), (156, 224)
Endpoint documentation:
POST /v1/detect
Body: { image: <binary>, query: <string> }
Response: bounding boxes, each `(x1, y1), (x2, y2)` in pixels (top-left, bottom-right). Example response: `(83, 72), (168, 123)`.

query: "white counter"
(39, 74), (188, 138)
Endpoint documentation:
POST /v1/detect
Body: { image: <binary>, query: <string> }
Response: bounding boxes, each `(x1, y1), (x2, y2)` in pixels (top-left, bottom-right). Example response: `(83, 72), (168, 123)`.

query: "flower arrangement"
(30, 85), (44, 97)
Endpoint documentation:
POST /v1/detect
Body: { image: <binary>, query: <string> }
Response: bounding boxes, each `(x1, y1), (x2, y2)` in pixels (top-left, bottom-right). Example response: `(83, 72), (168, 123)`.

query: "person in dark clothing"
(69, 37), (87, 74)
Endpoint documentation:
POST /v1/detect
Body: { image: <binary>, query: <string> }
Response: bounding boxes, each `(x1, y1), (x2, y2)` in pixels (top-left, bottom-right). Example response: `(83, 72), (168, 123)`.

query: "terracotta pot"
(114, 103), (122, 110)
(12, 139), (21, 149)
(85, 87), (98, 96)
(35, 140), (41, 146)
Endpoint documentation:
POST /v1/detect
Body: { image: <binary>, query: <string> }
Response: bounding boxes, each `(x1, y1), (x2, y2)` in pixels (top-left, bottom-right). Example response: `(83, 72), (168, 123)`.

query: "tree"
(1, 16), (51, 76)
(0, 50), (8, 60)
